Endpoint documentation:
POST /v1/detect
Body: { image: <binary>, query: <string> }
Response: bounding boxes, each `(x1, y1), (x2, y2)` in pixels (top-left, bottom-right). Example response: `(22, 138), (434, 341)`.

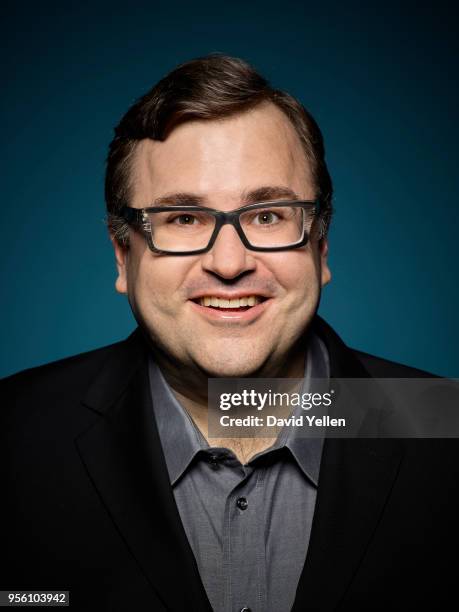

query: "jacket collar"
(312, 316), (370, 378)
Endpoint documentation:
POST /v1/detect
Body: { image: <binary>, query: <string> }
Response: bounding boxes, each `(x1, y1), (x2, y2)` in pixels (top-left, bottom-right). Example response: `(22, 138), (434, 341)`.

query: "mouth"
(191, 295), (268, 312)
(188, 294), (272, 322)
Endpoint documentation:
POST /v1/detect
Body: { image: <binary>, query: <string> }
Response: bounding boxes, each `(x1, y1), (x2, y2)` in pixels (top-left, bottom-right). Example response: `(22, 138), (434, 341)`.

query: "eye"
(170, 214), (199, 225)
(253, 210), (281, 225)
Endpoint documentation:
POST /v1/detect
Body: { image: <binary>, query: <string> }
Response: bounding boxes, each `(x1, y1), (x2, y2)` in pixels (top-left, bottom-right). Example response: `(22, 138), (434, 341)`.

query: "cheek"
(265, 250), (320, 299)
(128, 253), (190, 314)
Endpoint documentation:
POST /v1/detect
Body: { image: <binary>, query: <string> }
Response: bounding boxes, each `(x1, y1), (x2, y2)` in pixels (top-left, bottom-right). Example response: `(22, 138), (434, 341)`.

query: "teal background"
(2, 1), (458, 378)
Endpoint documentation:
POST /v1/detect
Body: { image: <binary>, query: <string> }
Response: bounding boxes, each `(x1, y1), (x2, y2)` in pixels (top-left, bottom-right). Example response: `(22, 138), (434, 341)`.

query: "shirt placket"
(222, 462), (267, 612)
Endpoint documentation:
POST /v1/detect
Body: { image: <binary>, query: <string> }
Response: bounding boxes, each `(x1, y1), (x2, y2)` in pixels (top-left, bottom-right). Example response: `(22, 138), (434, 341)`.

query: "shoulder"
(1, 331), (146, 433)
(351, 349), (437, 378)
(312, 316), (438, 379)
(1, 330), (150, 448)
(2, 340), (123, 398)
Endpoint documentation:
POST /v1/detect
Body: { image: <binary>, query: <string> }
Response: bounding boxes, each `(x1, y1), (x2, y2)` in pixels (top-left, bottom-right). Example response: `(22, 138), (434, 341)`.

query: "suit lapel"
(75, 330), (212, 612)
(292, 437), (403, 610)
(292, 318), (405, 610)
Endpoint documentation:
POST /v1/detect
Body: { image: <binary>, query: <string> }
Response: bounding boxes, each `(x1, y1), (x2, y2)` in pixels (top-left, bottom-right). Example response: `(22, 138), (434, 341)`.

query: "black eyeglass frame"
(120, 199), (323, 255)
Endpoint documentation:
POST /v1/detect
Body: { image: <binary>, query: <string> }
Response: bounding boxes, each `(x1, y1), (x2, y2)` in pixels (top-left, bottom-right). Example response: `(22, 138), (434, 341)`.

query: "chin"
(195, 355), (266, 379)
(189, 337), (273, 378)
(202, 366), (262, 378)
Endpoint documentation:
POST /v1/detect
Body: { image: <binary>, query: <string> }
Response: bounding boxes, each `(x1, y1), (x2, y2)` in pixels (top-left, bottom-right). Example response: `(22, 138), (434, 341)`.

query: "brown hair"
(105, 54), (333, 245)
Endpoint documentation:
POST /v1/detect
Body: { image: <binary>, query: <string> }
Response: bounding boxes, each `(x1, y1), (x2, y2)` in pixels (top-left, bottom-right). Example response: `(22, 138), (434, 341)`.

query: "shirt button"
(208, 454), (220, 470)
(236, 497), (248, 510)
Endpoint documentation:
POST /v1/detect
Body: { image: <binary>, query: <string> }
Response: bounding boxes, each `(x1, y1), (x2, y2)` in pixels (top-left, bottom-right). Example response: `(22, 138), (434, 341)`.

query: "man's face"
(113, 102), (331, 377)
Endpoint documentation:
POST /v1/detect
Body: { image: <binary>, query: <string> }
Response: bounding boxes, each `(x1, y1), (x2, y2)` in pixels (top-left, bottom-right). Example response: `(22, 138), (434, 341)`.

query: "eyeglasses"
(120, 200), (323, 255)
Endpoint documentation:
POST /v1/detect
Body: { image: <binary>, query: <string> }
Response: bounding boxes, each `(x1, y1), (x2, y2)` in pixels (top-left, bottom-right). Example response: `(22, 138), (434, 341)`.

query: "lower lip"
(188, 299), (272, 323)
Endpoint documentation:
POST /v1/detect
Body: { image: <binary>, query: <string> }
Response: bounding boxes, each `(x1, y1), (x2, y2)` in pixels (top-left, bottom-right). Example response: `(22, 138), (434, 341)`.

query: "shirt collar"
(148, 361), (206, 485)
(253, 332), (329, 486)
(148, 332), (329, 487)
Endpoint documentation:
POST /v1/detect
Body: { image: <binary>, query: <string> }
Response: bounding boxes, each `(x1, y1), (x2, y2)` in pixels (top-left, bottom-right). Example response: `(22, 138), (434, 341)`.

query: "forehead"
(130, 102), (314, 207)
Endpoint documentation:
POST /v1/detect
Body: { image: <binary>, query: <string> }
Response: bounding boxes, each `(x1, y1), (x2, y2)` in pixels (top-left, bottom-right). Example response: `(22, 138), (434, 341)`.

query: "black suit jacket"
(2, 317), (459, 611)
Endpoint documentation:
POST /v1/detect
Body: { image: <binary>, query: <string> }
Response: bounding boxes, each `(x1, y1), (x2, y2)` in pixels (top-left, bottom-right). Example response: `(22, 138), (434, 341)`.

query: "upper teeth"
(199, 296), (261, 308)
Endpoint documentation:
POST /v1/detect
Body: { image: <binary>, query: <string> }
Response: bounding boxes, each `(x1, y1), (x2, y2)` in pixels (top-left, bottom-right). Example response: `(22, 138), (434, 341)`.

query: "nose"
(200, 223), (256, 279)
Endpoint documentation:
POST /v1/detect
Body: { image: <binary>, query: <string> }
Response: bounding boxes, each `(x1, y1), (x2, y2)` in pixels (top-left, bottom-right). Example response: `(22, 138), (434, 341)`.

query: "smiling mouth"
(191, 295), (268, 312)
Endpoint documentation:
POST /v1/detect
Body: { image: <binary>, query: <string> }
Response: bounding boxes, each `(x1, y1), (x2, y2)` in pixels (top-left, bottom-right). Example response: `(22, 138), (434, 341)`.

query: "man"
(2, 55), (459, 611)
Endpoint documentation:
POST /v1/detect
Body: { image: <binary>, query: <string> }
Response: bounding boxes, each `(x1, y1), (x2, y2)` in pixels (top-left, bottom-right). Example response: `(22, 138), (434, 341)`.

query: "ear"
(111, 235), (128, 295)
(319, 238), (331, 287)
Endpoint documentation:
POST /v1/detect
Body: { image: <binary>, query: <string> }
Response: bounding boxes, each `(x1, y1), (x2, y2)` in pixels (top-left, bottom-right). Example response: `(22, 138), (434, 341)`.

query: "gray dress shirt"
(148, 333), (329, 612)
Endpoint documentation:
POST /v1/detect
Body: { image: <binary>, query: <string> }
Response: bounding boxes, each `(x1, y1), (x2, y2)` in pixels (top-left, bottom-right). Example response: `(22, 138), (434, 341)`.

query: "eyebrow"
(151, 185), (302, 207)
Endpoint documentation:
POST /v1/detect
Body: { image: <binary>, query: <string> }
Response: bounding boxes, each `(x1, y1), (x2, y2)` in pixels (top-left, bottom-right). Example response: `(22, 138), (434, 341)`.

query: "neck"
(149, 337), (307, 463)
